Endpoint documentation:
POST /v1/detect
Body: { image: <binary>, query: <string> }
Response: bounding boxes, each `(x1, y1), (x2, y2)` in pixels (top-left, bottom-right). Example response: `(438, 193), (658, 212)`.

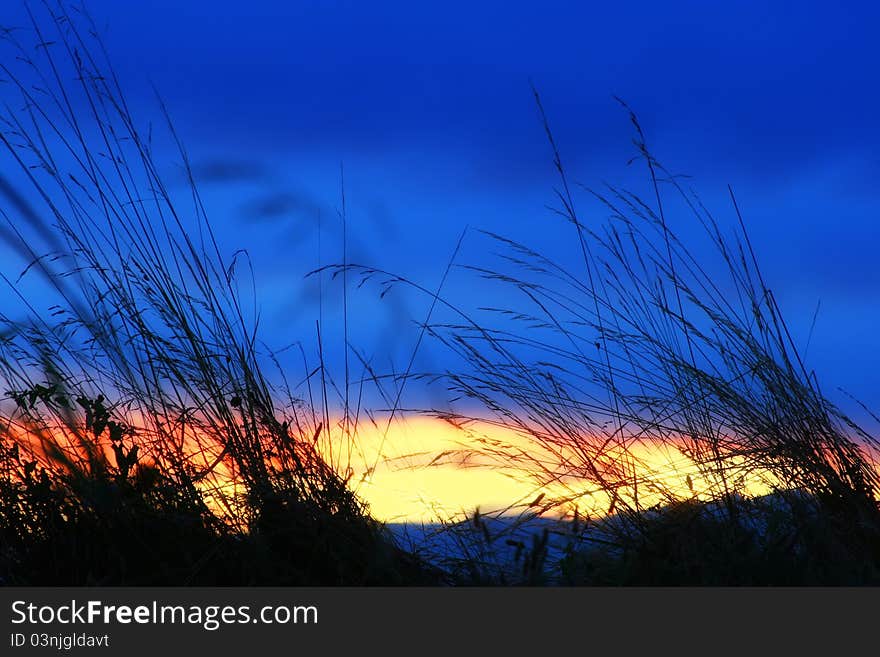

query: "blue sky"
(2, 1), (879, 415)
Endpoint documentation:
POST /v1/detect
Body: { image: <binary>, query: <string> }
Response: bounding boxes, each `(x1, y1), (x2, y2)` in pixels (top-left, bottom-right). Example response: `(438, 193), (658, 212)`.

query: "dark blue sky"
(2, 1), (879, 413)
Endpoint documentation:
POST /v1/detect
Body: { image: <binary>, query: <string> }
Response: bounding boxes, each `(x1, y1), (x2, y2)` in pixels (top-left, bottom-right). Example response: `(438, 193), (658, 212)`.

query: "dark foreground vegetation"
(0, 430), (439, 585)
(423, 491), (880, 585)
(1, 1), (879, 585)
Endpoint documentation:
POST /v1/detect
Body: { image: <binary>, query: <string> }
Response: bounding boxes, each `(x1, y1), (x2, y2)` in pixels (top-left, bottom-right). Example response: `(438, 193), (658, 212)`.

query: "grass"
(0, 0), (439, 586)
(327, 95), (880, 583)
(1, 1), (879, 586)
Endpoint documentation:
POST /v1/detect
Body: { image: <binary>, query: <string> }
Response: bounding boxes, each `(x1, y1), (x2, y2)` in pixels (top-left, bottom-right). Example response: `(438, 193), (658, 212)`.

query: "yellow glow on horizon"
(336, 416), (548, 523)
(5, 410), (784, 525)
(314, 416), (780, 524)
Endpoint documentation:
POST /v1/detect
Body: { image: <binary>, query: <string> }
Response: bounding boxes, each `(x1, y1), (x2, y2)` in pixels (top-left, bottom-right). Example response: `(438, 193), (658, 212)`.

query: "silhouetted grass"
(0, 0), (439, 586)
(1, 1), (878, 586)
(328, 93), (880, 584)
(447, 94), (880, 582)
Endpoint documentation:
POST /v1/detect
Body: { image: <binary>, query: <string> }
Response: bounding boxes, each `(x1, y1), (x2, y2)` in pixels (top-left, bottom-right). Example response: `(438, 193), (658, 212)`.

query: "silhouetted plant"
(0, 0), (436, 585)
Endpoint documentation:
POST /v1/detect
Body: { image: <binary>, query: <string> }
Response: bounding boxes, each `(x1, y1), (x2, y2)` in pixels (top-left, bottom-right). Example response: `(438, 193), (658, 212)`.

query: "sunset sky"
(1, 1), (879, 521)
